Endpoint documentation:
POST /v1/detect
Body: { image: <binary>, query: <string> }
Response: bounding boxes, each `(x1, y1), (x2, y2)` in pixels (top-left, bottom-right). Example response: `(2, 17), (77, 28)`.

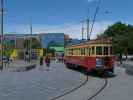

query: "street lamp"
(0, 0), (4, 70)
(29, 17), (32, 62)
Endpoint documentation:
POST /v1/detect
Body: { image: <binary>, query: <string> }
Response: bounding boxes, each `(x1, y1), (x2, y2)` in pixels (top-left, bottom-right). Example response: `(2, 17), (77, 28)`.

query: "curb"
(11, 64), (36, 72)
(123, 64), (133, 76)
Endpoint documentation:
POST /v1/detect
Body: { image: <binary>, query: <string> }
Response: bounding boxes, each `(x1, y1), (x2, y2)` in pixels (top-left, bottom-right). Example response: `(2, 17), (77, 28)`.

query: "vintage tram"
(64, 38), (114, 74)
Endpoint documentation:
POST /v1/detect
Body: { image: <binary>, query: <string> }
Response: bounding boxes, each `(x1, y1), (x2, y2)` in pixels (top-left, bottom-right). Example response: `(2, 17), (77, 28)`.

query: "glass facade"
(41, 33), (64, 48)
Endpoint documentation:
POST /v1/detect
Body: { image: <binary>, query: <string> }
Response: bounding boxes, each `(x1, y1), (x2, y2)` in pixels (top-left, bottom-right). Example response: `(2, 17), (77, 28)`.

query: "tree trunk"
(125, 49), (128, 61)
(119, 53), (123, 64)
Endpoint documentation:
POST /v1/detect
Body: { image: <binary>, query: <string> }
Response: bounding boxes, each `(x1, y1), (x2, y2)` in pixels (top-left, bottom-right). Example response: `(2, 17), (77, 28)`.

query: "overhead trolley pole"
(87, 18), (90, 40)
(89, 0), (102, 39)
(81, 22), (84, 40)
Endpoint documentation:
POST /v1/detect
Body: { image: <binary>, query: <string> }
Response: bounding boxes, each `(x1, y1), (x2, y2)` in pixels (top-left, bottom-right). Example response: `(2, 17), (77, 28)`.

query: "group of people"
(40, 56), (51, 70)
(39, 55), (64, 70)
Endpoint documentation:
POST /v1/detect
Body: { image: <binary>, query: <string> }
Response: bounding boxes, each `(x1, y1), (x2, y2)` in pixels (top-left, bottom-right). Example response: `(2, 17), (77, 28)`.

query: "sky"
(2, 0), (133, 39)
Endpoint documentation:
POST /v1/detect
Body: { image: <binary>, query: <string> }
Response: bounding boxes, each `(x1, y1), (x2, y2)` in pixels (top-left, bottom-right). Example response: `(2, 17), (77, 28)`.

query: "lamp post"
(29, 18), (32, 62)
(0, 0), (4, 70)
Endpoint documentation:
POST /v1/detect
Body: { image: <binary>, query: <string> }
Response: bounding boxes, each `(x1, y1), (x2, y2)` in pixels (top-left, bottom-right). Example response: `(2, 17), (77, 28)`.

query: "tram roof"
(66, 37), (112, 48)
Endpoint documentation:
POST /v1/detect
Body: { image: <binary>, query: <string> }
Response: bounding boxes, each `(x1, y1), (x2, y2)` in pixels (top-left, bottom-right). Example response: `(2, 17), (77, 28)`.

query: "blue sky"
(3, 0), (133, 38)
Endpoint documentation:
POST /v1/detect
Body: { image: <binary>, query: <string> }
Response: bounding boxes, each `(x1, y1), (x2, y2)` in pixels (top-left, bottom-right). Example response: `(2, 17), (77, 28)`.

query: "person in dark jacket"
(40, 56), (43, 66)
(45, 56), (51, 70)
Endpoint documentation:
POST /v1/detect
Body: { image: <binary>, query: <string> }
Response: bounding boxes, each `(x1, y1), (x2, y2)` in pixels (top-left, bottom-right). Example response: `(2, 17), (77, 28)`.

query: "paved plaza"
(0, 61), (133, 100)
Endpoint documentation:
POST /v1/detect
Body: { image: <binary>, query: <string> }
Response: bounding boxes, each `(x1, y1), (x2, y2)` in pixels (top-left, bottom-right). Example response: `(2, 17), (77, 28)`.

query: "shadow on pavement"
(66, 66), (116, 78)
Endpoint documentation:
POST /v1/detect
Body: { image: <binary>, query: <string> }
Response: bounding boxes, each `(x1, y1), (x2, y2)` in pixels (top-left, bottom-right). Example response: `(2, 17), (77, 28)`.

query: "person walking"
(45, 56), (51, 70)
(7, 56), (10, 68)
(40, 56), (43, 66)
(61, 53), (64, 63)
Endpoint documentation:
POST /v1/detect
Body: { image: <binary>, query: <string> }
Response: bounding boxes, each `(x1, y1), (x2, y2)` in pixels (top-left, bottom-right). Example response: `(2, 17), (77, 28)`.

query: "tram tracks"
(50, 75), (89, 100)
(87, 78), (108, 100)
(50, 75), (108, 100)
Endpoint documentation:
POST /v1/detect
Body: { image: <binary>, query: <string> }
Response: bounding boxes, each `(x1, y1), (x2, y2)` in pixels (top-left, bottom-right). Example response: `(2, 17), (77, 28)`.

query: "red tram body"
(64, 38), (114, 73)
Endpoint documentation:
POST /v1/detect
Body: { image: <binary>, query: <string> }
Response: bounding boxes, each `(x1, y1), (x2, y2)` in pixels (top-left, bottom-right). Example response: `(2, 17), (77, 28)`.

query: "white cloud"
(6, 21), (113, 39)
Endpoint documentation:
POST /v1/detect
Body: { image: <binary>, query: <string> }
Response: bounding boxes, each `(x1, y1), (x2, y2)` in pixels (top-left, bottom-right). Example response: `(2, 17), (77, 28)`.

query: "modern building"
(0, 35), (16, 48)
(40, 33), (64, 48)
(40, 33), (65, 57)
(0, 34), (42, 60)
(0, 33), (66, 59)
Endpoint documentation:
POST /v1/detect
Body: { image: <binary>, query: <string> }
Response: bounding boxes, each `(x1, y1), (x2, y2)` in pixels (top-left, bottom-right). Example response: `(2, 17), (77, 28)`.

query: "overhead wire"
(89, 0), (102, 39)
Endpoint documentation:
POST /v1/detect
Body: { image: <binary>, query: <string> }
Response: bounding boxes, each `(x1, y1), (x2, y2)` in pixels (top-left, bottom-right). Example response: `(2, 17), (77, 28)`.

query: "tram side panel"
(103, 56), (115, 72)
(64, 56), (96, 70)
(65, 56), (114, 72)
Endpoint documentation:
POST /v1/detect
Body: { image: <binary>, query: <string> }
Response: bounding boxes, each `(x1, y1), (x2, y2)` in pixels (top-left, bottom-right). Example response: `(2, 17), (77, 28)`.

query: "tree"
(31, 38), (41, 48)
(98, 21), (133, 62)
(103, 22), (130, 37)
(24, 37), (41, 49)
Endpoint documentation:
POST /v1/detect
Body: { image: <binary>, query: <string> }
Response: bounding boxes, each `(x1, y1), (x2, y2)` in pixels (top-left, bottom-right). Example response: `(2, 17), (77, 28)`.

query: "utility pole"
(81, 22), (84, 40)
(29, 18), (32, 62)
(0, 0), (4, 70)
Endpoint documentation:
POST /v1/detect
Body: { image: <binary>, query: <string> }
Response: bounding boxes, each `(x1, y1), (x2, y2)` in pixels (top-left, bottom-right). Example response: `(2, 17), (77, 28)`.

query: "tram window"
(73, 49), (75, 55)
(72, 49), (74, 55)
(81, 48), (85, 55)
(79, 48), (81, 55)
(68, 49), (70, 55)
(77, 48), (79, 55)
(81, 48), (83, 55)
(88, 48), (91, 56)
(69, 49), (72, 55)
(96, 47), (102, 55)
(75, 49), (77, 55)
(86, 48), (88, 55)
(104, 47), (108, 55)
(110, 47), (113, 54)
(92, 47), (95, 55)
(83, 48), (85, 55)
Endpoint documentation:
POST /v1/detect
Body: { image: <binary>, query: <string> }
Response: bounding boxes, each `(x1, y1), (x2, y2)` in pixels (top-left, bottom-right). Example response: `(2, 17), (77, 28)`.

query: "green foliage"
(24, 38), (41, 49)
(104, 22), (130, 37)
(99, 21), (133, 54)
(4, 49), (14, 57)
(31, 38), (41, 48)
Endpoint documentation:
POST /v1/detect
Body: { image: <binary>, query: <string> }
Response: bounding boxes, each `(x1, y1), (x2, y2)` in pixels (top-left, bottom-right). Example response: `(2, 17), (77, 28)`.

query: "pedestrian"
(40, 56), (43, 66)
(45, 56), (51, 70)
(7, 56), (10, 67)
(61, 53), (64, 63)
